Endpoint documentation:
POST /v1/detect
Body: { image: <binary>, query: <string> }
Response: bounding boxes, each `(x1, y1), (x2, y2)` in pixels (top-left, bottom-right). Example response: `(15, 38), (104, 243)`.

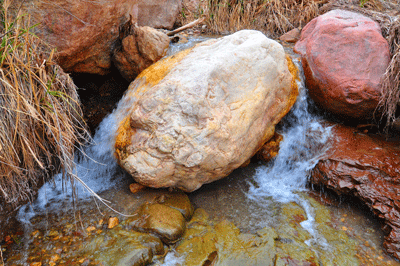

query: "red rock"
(137, 0), (182, 30)
(279, 28), (301, 43)
(21, 0), (137, 75)
(20, 0), (178, 75)
(310, 124), (400, 260)
(294, 10), (390, 120)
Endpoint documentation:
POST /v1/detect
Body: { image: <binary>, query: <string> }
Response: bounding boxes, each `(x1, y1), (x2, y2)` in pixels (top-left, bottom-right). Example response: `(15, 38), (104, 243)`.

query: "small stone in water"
(129, 183), (146, 194)
(108, 217), (119, 229)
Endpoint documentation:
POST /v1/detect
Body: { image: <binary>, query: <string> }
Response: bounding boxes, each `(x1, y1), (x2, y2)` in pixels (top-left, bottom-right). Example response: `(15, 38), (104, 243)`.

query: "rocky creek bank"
(310, 124), (400, 260)
(3, 1), (400, 265)
(5, 183), (399, 266)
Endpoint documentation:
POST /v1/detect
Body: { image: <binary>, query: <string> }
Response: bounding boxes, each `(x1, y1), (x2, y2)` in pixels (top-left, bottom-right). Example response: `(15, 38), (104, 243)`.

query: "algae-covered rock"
(275, 197), (361, 266)
(155, 191), (194, 220)
(133, 203), (186, 244)
(174, 209), (277, 266)
(115, 30), (298, 192)
(82, 230), (163, 266)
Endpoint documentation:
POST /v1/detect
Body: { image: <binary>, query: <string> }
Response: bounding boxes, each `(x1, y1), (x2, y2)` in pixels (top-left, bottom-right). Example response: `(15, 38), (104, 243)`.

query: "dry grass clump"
(0, 0), (89, 206)
(182, 0), (326, 38)
(377, 19), (400, 130)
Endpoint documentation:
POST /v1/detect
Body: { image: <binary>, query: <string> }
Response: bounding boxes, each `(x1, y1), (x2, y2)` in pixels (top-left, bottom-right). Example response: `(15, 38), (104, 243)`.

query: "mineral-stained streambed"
(2, 37), (400, 266)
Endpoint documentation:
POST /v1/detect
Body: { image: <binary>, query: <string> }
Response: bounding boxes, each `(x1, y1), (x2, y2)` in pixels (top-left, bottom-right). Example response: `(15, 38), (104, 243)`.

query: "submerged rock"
(125, 191), (194, 245)
(294, 10), (390, 120)
(174, 209), (278, 266)
(115, 30), (298, 192)
(310, 125), (400, 260)
(82, 230), (164, 266)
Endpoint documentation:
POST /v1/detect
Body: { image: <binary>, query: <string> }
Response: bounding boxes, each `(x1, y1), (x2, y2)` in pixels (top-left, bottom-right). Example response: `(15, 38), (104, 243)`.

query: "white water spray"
(247, 57), (332, 247)
(17, 37), (211, 224)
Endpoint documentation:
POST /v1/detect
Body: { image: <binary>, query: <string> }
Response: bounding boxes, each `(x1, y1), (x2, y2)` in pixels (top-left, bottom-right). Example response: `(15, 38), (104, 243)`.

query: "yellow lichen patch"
(114, 117), (135, 161)
(257, 132), (284, 162)
(137, 47), (194, 86)
(277, 55), (300, 120)
(114, 48), (194, 160)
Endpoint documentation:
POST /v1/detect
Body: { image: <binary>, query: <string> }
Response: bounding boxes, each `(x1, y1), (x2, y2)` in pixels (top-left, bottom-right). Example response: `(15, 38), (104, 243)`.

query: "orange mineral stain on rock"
(279, 55), (299, 119)
(130, 183), (146, 193)
(137, 47), (193, 87)
(115, 48), (193, 161)
(257, 132), (284, 162)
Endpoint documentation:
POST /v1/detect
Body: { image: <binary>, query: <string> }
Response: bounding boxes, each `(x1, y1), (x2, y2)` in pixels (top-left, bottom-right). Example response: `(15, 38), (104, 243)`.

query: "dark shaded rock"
(256, 132), (283, 162)
(310, 124), (400, 260)
(294, 9), (390, 120)
(113, 25), (170, 82)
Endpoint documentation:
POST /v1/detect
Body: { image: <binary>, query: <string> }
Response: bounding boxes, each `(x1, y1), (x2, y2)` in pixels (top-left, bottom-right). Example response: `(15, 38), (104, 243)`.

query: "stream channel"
(3, 36), (400, 266)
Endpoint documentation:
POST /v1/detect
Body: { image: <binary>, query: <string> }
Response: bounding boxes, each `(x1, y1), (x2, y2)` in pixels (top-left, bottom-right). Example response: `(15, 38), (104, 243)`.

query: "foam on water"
(247, 58), (332, 247)
(160, 251), (185, 266)
(17, 78), (141, 223)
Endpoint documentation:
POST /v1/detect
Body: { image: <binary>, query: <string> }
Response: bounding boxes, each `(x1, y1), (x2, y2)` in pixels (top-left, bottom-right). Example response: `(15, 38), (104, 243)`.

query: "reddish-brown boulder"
(137, 0), (182, 30)
(20, 0), (137, 75)
(113, 25), (170, 81)
(294, 10), (390, 120)
(310, 124), (400, 259)
(20, 0), (179, 75)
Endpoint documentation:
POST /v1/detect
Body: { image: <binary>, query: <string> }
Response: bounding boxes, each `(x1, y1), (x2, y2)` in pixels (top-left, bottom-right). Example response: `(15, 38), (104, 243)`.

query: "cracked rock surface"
(310, 124), (400, 260)
(115, 30), (298, 192)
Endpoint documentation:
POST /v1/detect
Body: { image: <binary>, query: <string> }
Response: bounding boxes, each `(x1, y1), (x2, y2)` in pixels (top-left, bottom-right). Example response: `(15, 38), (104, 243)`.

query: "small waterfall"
(17, 37), (212, 224)
(247, 57), (332, 247)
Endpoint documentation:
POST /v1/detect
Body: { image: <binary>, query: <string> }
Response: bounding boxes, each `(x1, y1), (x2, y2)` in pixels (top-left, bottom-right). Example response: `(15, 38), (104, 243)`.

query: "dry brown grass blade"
(0, 0), (90, 206)
(183, 0), (322, 37)
(377, 19), (400, 130)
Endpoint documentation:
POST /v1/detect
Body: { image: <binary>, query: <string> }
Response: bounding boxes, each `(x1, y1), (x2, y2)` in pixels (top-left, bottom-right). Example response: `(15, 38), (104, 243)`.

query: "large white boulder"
(115, 30), (298, 191)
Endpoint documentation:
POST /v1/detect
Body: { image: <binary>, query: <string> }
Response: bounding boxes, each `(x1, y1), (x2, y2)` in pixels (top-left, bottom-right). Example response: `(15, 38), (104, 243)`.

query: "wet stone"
(154, 191), (194, 220)
(131, 203), (186, 244)
(275, 197), (361, 266)
(174, 209), (277, 266)
(81, 230), (164, 266)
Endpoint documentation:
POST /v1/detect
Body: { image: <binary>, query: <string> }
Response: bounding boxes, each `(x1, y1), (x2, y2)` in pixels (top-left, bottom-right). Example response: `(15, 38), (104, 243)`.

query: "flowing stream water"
(4, 36), (400, 265)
